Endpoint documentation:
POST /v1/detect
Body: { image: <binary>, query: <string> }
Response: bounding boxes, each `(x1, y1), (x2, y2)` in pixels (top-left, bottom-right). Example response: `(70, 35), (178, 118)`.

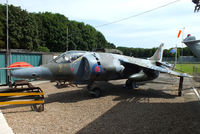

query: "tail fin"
(149, 43), (164, 62)
(183, 36), (200, 58)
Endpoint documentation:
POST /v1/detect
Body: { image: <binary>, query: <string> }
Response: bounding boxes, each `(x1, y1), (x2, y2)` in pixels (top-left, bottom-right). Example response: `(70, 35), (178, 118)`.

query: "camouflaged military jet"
(11, 44), (189, 97)
(183, 34), (200, 58)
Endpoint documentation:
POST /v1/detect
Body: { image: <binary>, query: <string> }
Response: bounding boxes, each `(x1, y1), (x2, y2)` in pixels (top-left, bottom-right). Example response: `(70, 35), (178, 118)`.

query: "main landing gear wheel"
(91, 87), (102, 98)
(125, 80), (138, 89)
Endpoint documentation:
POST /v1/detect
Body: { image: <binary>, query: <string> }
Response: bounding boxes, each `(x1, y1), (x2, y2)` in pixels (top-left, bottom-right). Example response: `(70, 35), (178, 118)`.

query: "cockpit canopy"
(51, 51), (86, 63)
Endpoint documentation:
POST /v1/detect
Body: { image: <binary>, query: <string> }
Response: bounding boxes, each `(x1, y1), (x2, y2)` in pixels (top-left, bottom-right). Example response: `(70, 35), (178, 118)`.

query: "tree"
(0, 4), (6, 48)
(8, 5), (38, 50)
(0, 4), (116, 52)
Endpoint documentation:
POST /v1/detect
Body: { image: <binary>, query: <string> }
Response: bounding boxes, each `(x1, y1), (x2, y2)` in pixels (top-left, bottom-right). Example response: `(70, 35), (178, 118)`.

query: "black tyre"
(92, 88), (101, 98)
(125, 80), (133, 89)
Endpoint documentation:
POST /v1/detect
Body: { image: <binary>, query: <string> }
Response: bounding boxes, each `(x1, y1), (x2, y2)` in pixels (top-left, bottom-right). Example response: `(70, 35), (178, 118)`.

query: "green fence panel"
(11, 53), (42, 67)
(0, 53), (6, 84)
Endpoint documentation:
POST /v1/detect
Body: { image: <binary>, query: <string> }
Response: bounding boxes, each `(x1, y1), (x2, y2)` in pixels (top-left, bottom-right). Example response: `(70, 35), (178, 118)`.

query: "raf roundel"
(92, 64), (102, 74)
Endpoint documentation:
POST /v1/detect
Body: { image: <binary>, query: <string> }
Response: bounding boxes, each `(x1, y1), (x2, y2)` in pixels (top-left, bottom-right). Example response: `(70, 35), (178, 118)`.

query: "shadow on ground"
(76, 100), (200, 134)
(45, 82), (177, 104)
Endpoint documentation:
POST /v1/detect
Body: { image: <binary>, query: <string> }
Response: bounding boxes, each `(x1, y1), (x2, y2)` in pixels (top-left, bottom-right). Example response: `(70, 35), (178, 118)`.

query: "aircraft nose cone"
(11, 66), (53, 80)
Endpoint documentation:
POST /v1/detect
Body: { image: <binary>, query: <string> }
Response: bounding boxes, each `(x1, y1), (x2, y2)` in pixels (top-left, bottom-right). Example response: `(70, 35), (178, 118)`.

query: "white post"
(175, 44), (177, 66)
(181, 27), (185, 57)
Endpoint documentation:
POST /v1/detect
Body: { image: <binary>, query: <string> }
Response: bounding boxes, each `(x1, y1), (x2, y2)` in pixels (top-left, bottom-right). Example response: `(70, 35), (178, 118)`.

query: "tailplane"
(149, 43), (164, 62)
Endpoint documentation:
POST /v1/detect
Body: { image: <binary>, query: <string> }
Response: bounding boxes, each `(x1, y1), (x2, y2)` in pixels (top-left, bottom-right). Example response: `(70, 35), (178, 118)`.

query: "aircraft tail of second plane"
(183, 35), (200, 58)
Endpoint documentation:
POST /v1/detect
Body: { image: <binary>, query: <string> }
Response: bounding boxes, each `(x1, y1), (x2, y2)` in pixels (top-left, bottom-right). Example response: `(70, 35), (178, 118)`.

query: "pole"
(6, 0), (10, 84)
(175, 44), (177, 66)
(178, 77), (184, 96)
(180, 27), (185, 70)
(181, 27), (185, 58)
(6, 0), (8, 52)
(66, 27), (68, 51)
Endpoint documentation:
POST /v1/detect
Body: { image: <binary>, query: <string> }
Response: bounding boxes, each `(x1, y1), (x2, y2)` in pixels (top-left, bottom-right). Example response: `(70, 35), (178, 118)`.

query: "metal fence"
(163, 56), (200, 64)
(193, 65), (200, 82)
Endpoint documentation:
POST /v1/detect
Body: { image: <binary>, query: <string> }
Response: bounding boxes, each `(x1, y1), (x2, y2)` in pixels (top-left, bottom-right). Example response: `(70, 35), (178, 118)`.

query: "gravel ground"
(1, 74), (200, 134)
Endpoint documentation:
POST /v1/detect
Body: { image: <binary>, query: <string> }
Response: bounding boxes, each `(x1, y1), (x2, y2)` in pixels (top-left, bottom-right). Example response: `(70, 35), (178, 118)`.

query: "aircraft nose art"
(11, 66), (53, 80)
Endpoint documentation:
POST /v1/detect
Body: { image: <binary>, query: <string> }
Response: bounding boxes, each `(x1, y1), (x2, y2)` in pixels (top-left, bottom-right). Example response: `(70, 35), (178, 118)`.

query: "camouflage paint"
(11, 44), (190, 84)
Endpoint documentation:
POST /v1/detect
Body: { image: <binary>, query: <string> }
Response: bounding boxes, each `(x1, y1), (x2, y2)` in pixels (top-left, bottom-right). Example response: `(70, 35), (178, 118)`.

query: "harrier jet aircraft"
(183, 34), (200, 58)
(11, 44), (189, 97)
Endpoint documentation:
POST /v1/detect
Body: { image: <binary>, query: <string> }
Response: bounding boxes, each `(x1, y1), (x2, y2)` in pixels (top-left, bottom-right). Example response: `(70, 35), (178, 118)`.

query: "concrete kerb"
(0, 111), (14, 134)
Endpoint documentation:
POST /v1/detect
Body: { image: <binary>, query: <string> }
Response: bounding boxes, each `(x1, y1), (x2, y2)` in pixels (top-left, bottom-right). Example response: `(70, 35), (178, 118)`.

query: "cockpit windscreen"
(51, 51), (86, 63)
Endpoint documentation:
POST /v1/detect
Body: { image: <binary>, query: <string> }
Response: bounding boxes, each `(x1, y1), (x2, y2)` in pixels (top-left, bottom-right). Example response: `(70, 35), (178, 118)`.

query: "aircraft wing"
(182, 39), (200, 44)
(119, 59), (192, 77)
(148, 65), (190, 77)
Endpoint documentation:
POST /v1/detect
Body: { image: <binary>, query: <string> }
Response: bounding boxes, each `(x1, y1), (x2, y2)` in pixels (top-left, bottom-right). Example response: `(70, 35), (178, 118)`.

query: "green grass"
(175, 64), (200, 74)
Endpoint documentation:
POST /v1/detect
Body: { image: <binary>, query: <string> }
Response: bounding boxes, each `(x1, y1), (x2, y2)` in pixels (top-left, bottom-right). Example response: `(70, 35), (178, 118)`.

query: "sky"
(0, 0), (200, 49)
